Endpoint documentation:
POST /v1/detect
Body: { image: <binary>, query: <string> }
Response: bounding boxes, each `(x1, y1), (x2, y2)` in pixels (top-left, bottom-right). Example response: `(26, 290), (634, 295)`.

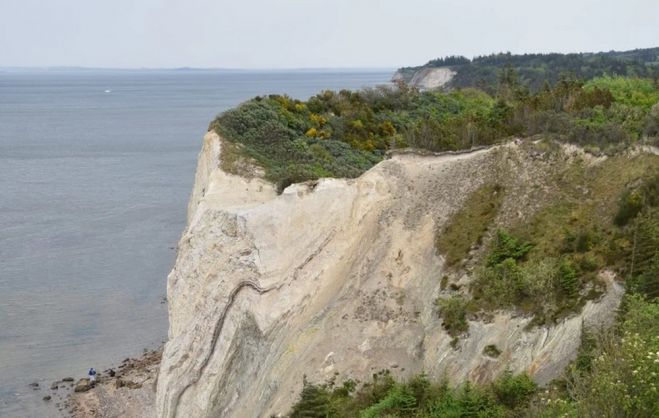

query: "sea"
(0, 68), (393, 417)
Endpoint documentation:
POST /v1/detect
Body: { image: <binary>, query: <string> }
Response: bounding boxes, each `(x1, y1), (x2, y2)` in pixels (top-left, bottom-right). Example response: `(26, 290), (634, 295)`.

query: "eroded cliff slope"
(391, 67), (455, 90)
(156, 132), (624, 418)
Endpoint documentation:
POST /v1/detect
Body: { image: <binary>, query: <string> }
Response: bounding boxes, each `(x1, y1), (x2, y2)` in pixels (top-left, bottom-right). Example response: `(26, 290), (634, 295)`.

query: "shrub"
(643, 103), (659, 139)
(557, 260), (579, 300)
(486, 231), (533, 266)
(615, 189), (644, 226)
(359, 384), (417, 418)
(475, 258), (529, 307)
(436, 296), (470, 336)
(570, 295), (659, 417)
(626, 209), (659, 298)
(290, 378), (333, 418)
(483, 344), (502, 358)
(584, 76), (659, 109)
(491, 371), (537, 409)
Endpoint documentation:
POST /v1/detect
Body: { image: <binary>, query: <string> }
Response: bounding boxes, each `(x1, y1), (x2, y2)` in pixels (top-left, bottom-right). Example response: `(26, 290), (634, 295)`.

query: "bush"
(615, 189), (645, 226)
(289, 378), (333, 418)
(491, 372), (537, 409)
(211, 70), (657, 191)
(557, 260), (579, 300)
(483, 344), (502, 358)
(486, 231), (533, 266)
(569, 295), (659, 417)
(475, 258), (529, 307)
(644, 103), (659, 139)
(437, 296), (470, 336)
(584, 76), (659, 109)
(626, 209), (659, 298)
(426, 382), (507, 418)
(359, 384), (417, 418)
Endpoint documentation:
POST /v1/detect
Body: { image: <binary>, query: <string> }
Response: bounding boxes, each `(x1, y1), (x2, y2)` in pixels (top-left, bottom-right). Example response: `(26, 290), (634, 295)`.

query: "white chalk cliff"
(155, 131), (622, 418)
(392, 67), (456, 90)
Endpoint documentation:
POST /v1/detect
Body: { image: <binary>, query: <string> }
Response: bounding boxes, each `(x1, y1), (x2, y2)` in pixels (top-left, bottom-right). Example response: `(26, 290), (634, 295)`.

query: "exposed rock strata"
(392, 67), (455, 90)
(156, 131), (623, 418)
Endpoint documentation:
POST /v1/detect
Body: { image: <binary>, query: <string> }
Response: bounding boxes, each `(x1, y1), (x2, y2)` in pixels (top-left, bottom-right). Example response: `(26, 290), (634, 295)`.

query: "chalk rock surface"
(156, 131), (622, 418)
(392, 67), (456, 90)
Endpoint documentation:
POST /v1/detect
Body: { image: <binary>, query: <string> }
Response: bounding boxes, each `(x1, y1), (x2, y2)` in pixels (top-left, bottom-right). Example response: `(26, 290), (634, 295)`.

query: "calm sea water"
(0, 69), (392, 417)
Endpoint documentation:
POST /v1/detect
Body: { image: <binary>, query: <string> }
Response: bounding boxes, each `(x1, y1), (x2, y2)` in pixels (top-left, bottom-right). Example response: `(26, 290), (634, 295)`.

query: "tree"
(290, 378), (333, 418)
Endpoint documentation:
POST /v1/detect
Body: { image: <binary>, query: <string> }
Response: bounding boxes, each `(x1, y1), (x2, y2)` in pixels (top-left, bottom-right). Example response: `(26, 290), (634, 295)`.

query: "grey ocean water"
(0, 69), (392, 417)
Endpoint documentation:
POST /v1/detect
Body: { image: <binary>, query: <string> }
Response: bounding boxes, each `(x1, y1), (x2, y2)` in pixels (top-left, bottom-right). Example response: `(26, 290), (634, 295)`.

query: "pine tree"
(557, 260), (579, 300)
(290, 378), (332, 418)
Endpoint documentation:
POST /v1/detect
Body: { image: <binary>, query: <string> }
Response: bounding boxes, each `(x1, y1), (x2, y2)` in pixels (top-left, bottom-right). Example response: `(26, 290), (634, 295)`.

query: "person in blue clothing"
(88, 367), (97, 383)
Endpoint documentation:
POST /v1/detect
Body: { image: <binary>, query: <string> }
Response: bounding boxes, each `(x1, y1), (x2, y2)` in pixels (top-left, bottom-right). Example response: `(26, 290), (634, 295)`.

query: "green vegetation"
(210, 95), (381, 191)
(546, 177), (659, 415)
(399, 48), (659, 92)
(434, 151), (656, 328)
(483, 344), (502, 358)
(212, 67), (658, 190)
(614, 174), (659, 226)
(584, 76), (659, 109)
(559, 294), (659, 417)
(485, 230), (532, 267)
(436, 184), (504, 267)
(435, 295), (470, 336)
(287, 371), (537, 418)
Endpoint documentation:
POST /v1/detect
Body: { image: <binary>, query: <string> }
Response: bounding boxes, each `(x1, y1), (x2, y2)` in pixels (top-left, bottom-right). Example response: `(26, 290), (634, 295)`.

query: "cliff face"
(391, 67), (455, 90)
(156, 132), (622, 418)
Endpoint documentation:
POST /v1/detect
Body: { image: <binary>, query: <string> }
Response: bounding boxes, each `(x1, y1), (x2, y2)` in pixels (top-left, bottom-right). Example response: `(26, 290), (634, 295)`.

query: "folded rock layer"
(156, 131), (622, 418)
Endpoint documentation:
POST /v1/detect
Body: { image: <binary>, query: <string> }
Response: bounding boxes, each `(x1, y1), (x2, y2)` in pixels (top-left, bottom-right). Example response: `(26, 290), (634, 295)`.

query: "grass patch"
(517, 154), (658, 267)
(436, 183), (504, 267)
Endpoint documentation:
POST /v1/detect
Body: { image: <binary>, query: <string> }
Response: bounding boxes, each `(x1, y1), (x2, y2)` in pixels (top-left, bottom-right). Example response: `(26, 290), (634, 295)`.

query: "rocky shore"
(34, 349), (161, 417)
(67, 349), (161, 418)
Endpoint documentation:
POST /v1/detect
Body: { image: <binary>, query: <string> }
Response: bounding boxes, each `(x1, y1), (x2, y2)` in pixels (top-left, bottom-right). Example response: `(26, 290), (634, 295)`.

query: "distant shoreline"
(0, 67), (397, 74)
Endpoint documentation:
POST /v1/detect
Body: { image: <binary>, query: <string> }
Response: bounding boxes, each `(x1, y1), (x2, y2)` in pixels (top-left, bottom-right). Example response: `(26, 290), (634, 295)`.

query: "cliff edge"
(155, 131), (623, 418)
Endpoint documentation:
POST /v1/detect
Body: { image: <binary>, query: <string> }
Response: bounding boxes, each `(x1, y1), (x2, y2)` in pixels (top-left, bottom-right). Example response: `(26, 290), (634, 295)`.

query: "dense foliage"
(399, 48), (659, 92)
(212, 71), (658, 189)
(288, 371), (537, 418)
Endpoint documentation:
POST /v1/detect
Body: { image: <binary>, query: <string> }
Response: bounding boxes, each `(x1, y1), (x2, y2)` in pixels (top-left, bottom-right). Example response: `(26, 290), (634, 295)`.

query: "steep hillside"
(155, 131), (657, 418)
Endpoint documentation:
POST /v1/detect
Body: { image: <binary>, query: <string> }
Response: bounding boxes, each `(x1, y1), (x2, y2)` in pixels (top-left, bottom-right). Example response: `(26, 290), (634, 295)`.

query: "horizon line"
(0, 66), (398, 72)
(3, 45), (657, 73)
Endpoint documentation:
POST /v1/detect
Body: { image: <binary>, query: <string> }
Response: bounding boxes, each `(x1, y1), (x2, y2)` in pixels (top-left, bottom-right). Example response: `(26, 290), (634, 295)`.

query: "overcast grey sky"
(1, 0), (657, 69)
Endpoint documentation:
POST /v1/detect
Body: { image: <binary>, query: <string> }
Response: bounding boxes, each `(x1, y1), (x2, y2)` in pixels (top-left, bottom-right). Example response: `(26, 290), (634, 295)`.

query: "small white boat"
(104, 89), (112, 93)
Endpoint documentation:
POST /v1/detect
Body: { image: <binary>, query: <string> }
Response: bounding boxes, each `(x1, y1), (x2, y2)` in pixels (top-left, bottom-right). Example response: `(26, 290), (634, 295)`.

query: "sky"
(0, 0), (658, 69)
